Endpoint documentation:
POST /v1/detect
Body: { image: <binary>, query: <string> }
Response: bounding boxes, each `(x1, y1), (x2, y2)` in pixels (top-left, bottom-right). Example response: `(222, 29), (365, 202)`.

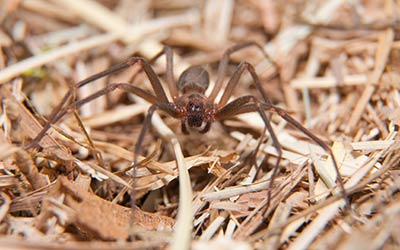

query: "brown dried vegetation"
(0, 0), (399, 249)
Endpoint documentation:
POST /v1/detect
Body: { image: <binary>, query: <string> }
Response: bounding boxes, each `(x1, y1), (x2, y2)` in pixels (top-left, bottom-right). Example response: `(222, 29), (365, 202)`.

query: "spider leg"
(133, 101), (182, 164)
(218, 98), (349, 206)
(129, 104), (157, 211)
(216, 95), (282, 208)
(36, 82), (180, 159)
(214, 60), (280, 206)
(260, 103), (349, 205)
(150, 46), (178, 100)
(208, 41), (274, 102)
(49, 83), (158, 128)
(181, 120), (189, 134)
(134, 105), (158, 166)
(218, 61), (272, 108)
(212, 47), (284, 172)
(199, 121), (211, 133)
(26, 56), (170, 149)
(131, 102), (180, 207)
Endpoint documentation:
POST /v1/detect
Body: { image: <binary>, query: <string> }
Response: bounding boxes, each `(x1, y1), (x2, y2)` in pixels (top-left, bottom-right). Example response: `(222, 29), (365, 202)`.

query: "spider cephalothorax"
(186, 96), (205, 127)
(176, 91), (214, 134)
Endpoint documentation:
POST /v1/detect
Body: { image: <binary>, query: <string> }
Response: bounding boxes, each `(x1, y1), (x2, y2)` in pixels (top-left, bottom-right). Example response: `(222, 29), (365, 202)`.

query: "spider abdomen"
(177, 66), (210, 94)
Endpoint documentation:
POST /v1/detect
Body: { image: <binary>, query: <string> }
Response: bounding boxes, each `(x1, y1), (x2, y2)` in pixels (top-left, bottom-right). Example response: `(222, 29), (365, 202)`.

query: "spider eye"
(189, 102), (202, 112)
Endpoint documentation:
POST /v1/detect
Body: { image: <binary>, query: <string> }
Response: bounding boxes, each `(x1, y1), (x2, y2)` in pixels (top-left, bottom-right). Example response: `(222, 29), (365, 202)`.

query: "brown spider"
(26, 42), (347, 206)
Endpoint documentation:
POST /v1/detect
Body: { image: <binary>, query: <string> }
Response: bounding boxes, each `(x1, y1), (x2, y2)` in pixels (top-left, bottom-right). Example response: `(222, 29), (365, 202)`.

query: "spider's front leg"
(213, 57), (348, 209)
(215, 95), (283, 208)
(129, 101), (180, 209)
(208, 41), (275, 102)
(25, 56), (170, 150)
(260, 102), (348, 205)
(133, 102), (181, 166)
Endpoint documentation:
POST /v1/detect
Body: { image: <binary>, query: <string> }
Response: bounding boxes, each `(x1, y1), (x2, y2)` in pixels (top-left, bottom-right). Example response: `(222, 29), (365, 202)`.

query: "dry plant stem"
(55, 0), (197, 45)
(233, 164), (308, 239)
(203, 0), (234, 45)
(263, 202), (292, 250)
(200, 211), (229, 240)
(20, 0), (79, 22)
(0, 87), (71, 160)
(149, 114), (193, 250)
(288, 200), (343, 250)
(169, 138), (193, 250)
(0, 10), (198, 84)
(251, 145), (399, 244)
(346, 29), (393, 133)
(55, 0), (130, 37)
(291, 74), (369, 89)
(0, 192), (11, 223)
(287, 138), (397, 250)
(47, 0), (197, 83)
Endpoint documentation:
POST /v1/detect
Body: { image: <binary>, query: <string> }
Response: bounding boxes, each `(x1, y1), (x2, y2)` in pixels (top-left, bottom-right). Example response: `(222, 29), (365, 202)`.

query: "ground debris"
(0, 1), (399, 249)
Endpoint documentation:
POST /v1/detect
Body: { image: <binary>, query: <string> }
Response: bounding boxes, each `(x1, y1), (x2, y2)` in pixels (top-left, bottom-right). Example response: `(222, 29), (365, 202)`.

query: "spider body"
(173, 65), (214, 133)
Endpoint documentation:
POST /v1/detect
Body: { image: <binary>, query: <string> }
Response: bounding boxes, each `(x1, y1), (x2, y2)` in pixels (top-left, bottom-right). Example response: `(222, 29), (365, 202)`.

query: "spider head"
(186, 97), (204, 127)
(176, 91), (213, 134)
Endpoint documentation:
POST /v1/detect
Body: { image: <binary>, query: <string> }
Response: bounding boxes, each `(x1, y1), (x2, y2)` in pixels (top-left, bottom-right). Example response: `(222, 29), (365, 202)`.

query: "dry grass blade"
(150, 114), (193, 250)
(346, 28), (394, 133)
